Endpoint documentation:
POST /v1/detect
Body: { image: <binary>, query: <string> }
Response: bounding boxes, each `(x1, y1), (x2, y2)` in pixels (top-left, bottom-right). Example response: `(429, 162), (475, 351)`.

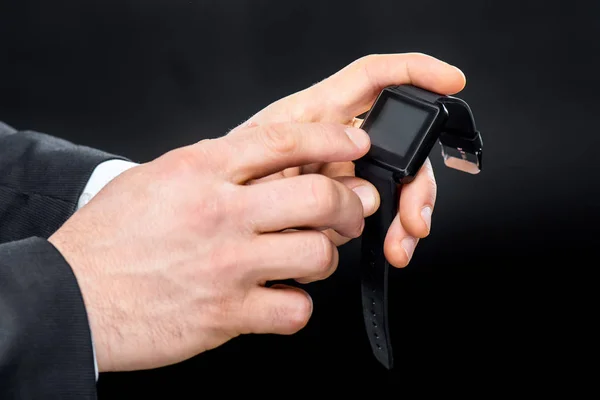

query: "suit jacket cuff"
(0, 237), (97, 399)
(0, 129), (130, 241)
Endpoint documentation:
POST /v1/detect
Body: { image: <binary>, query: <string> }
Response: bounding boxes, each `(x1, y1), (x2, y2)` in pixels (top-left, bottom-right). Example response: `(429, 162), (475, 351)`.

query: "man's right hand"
(48, 121), (379, 373)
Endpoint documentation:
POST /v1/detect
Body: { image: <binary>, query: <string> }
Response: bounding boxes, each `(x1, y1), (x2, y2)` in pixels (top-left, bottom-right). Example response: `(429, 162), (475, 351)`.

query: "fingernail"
(401, 236), (417, 260)
(352, 185), (377, 214)
(344, 127), (370, 149)
(421, 206), (432, 232)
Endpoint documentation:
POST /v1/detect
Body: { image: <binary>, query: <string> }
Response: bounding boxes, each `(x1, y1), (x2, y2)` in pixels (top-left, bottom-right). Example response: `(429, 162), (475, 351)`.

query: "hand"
(49, 121), (373, 372)
(238, 53), (466, 267)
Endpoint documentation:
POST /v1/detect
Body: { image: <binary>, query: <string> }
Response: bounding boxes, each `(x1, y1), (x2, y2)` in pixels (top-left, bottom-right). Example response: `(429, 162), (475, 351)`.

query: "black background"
(1, 0), (597, 395)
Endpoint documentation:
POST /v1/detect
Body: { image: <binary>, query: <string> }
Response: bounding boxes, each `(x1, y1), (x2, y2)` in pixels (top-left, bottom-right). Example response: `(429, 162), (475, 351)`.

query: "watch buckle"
(439, 131), (483, 175)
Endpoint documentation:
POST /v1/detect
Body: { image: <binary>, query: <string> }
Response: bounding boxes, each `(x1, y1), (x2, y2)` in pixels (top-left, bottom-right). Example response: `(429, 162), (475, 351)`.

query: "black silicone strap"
(355, 160), (400, 370)
(395, 85), (480, 141)
(355, 84), (481, 370)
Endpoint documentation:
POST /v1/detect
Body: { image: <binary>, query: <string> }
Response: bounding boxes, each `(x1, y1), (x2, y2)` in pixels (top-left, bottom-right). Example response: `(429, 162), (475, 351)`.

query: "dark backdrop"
(0, 0), (597, 395)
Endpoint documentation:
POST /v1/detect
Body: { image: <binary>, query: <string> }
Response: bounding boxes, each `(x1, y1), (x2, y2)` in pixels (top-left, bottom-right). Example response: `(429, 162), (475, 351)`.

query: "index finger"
(221, 122), (370, 183)
(250, 53), (467, 125)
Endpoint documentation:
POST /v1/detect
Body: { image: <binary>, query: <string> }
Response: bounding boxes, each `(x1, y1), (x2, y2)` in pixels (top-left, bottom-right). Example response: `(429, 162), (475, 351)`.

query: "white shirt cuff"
(77, 159), (139, 380)
(78, 159), (138, 210)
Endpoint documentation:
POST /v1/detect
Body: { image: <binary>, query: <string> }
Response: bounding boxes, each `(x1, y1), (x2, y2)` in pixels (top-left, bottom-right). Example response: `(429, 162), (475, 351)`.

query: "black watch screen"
(365, 93), (433, 156)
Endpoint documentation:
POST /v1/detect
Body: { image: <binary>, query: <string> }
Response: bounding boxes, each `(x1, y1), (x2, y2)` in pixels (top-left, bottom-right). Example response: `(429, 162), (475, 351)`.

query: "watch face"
(360, 88), (444, 178)
(367, 94), (433, 156)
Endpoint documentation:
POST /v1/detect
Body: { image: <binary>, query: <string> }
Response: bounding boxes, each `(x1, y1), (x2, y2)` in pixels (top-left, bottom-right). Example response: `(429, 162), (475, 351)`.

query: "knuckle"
(355, 55), (381, 98)
(207, 243), (243, 277)
(312, 233), (336, 276)
(349, 214), (365, 238)
(309, 175), (340, 217)
(289, 94), (320, 123)
(199, 138), (230, 170)
(160, 140), (222, 178)
(356, 53), (381, 66)
(161, 147), (199, 176)
(284, 294), (313, 333)
(346, 192), (366, 239)
(258, 123), (297, 156)
(190, 188), (228, 228)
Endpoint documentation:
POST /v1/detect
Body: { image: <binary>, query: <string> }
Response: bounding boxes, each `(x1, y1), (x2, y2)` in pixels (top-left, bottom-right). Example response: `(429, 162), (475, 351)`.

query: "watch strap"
(354, 84), (483, 370)
(395, 84), (478, 133)
(355, 159), (399, 370)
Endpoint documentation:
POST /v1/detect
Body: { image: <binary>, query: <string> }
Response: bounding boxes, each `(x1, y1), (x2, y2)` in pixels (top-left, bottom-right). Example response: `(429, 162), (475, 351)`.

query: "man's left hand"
(231, 53), (466, 269)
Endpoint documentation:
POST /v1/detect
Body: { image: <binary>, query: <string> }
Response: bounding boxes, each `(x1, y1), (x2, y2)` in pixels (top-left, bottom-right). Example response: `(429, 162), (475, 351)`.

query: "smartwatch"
(354, 84), (484, 369)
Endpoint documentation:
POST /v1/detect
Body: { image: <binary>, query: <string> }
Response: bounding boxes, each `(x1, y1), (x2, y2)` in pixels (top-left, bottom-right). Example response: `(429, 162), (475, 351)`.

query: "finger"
(244, 174), (367, 239)
(246, 171), (286, 185)
(246, 166), (301, 185)
(249, 160), (355, 180)
(295, 241), (339, 284)
(243, 230), (339, 284)
(274, 227), (351, 248)
(249, 53), (466, 125)
(321, 228), (352, 247)
(265, 175), (380, 247)
(317, 161), (355, 178)
(399, 158), (437, 238)
(384, 213), (420, 269)
(221, 122), (371, 183)
(268, 175), (380, 248)
(298, 162), (323, 175)
(241, 285), (313, 335)
(247, 160), (356, 188)
(313, 174), (382, 247)
(333, 175), (380, 218)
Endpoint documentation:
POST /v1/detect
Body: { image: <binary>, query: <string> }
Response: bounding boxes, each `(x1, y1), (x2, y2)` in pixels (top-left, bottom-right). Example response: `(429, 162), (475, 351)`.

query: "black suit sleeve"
(0, 237), (97, 399)
(0, 120), (129, 242)
(0, 121), (130, 399)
